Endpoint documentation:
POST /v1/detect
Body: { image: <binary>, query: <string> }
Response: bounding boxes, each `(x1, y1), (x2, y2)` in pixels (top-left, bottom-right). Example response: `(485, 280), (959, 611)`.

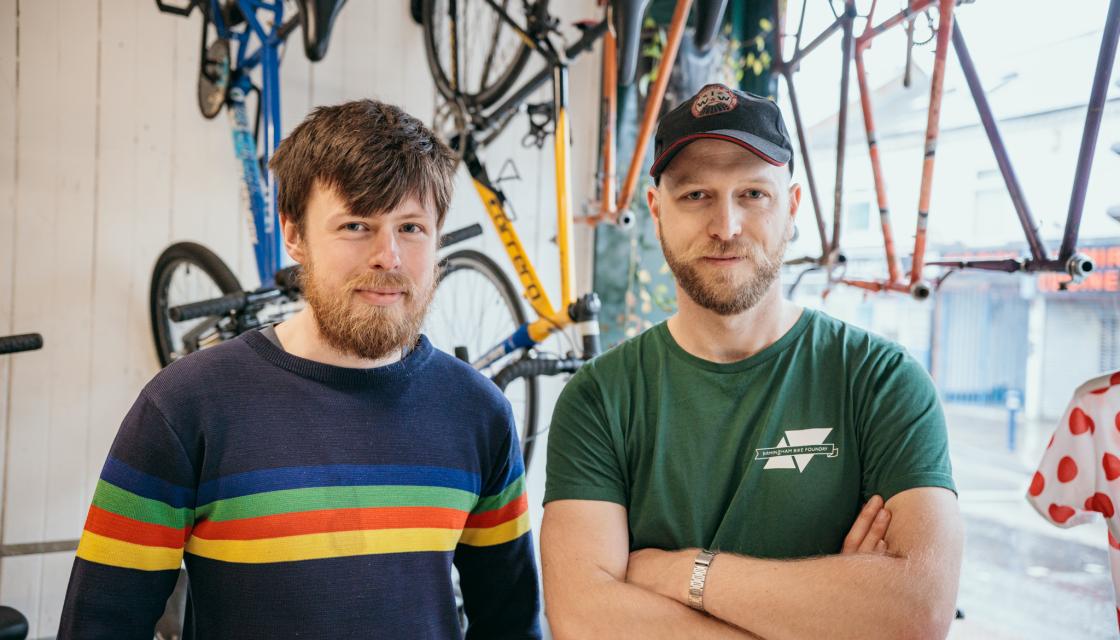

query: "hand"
(626, 547), (697, 605)
(842, 494), (891, 555)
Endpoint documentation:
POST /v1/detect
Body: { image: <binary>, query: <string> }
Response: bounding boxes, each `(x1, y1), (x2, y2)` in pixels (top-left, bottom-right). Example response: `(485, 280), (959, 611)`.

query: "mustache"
(680, 239), (761, 260)
(344, 270), (416, 296)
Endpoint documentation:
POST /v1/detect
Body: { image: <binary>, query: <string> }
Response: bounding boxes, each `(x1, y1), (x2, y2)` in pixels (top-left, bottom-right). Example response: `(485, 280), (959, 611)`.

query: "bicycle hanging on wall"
(148, 0), (346, 367)
(418, 0), (729, 466)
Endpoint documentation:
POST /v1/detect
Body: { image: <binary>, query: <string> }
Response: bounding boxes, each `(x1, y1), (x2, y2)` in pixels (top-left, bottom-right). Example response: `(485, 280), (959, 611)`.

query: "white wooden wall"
(0, 1), (602, 636)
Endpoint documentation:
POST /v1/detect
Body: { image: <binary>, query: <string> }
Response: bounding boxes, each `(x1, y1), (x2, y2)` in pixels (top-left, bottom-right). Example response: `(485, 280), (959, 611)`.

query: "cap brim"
(650, 129), (791, 179)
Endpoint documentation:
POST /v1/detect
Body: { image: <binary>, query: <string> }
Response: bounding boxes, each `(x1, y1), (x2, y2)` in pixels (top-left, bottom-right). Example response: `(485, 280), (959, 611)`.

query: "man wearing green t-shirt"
(541, 84), (963, 639)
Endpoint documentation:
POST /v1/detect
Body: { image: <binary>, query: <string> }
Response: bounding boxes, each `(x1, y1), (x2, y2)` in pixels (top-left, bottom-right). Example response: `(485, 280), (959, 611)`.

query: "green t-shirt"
(543, 308), (955, 559)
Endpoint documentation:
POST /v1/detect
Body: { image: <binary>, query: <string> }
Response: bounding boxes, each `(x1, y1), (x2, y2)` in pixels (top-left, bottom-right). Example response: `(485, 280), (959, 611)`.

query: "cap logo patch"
(691, 84), (737, 118)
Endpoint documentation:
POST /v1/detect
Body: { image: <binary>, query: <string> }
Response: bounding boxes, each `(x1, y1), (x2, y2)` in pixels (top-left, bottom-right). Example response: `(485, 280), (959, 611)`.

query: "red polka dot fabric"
(1027, 368), (1120, 632)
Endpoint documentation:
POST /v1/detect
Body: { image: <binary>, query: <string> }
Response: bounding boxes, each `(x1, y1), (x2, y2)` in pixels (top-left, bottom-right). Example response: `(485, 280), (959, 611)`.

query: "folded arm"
(627, 487), (963, 640)
(541, 499), (756, 639)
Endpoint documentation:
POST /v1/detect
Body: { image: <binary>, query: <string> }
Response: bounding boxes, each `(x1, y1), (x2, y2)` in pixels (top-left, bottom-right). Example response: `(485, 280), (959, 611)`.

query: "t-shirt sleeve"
(58, 391), (197, 640)
(858, 349), (957, 503)
(454, 404), (541, 640)
(543, 366), (627, 506)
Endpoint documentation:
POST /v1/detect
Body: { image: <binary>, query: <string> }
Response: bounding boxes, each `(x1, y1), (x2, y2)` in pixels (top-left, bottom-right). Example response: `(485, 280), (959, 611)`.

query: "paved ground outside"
(947, 404), (1116, 639)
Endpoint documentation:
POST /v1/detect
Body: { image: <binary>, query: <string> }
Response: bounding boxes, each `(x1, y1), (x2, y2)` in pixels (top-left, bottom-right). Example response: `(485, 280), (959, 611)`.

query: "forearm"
(59, 558), (179, 639)
(456, 537), (542, 639)
(546, 568), (755, 640)
(704, 551), (954, 640)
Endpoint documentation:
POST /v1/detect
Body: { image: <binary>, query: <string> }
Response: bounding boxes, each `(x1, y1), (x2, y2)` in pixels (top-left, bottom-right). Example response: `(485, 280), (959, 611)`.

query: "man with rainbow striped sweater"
(59, 100), (541, 639)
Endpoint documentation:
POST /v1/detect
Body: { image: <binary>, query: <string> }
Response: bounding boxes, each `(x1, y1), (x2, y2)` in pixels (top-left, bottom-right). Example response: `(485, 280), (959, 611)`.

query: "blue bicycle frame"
(209, 0), (288, 286)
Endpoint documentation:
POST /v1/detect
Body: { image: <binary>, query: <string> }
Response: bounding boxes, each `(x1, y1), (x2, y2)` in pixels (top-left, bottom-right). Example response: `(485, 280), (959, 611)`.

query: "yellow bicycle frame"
(468, 79), (578, 345)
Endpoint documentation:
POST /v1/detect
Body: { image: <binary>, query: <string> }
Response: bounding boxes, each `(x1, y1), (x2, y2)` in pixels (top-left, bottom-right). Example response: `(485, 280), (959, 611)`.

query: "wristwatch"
(687, 549), (718, 612)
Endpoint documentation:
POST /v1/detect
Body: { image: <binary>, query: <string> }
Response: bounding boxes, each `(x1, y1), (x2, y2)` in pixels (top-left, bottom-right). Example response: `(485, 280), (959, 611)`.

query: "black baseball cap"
(650, 83), (794, 181)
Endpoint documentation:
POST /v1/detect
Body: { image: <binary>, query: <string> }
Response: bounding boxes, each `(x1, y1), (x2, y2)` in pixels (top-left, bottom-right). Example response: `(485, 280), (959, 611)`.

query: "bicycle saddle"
(612, 0), (651, 86)
(298, 0), (347, 62)
(0, 606), (27, 640)
(693, 0), (728, 52)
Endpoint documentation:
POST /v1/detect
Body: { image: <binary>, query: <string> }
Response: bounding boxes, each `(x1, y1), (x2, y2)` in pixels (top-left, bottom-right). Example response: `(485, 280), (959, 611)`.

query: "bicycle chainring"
(197, 38), (231, 119)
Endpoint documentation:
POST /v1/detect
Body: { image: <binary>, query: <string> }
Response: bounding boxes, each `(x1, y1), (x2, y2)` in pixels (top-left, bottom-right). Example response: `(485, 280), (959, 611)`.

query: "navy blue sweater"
(59, 330), (541, 639)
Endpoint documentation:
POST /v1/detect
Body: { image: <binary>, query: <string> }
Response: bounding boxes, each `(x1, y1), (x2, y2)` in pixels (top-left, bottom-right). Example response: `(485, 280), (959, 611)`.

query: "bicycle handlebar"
(492, 356), (584, 391)
(169, 267), (302, 322)
(169, 292), (250, 322)
(0, 333), (43, 356)
(439, 223), (484, 249)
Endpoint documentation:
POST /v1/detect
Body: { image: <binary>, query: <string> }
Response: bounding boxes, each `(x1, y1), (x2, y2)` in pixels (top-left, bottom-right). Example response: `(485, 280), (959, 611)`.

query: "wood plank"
(166, 8), (247, 286)
(0, 0), (19, 573)
(39, 0), (99, 547)
(337, 0), (375, 103)
(85, 0), (141, 511)
(86, 0), (179, 518)
(37, 551), (73, 639)
(309, 3), (346, 107)
(0, 556), (41, 639)
(125, 0), (176, 386)
(7, 0), (61, 557)
(280, 11), (311, 135)
(392, 0), (426, 113)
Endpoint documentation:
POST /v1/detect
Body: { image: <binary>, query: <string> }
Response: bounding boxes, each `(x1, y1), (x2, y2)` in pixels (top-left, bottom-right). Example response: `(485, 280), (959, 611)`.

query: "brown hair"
(270, 99), (457, 232)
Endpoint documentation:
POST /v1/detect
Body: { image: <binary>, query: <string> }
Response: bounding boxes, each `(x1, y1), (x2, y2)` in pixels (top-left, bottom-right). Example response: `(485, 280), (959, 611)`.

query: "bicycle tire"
(424, 249), (541, 468)
(421, 0), (546, 110)
(149, 242), (242, 368)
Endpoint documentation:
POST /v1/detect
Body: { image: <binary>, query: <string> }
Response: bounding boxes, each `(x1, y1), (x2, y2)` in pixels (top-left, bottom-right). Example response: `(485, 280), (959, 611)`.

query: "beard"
(660, 224), (787, 316)
(301, 258), (438, 361)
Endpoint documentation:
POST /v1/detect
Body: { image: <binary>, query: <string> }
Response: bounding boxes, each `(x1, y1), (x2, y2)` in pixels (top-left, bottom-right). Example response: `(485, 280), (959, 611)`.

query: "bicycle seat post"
(568, 294), (602, 359)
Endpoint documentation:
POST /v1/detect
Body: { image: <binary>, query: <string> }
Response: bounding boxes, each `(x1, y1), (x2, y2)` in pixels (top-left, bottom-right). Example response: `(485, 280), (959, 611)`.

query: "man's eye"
(685, 191), (706, 201)
(401, 223), (425, 234)
(344, 222), (367, 232)
(745, 190), (767, 200)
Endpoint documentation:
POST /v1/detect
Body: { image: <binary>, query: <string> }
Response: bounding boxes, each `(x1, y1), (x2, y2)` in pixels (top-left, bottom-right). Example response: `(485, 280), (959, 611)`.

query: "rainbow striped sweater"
(59, 330), (540, 639)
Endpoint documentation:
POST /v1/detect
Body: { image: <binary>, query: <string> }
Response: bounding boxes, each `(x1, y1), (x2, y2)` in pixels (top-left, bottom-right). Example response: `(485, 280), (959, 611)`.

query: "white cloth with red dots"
(1027, 369), (1120, 630)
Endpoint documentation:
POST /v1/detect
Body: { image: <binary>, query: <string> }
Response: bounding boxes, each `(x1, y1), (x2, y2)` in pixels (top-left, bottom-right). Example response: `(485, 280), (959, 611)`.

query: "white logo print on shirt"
(755, 428), (838, 473)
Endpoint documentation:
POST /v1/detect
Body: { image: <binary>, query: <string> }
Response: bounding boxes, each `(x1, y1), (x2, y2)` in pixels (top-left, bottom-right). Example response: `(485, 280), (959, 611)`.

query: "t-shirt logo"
(755, 428), (838, 473)
(691, 83), (738, 118)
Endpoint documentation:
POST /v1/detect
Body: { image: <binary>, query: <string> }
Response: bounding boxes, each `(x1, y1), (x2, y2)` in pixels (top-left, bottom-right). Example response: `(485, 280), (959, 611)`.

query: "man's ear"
(647, 184), (662, 241)
(280, 213), (306, 264)
(787, 182), (802, 238)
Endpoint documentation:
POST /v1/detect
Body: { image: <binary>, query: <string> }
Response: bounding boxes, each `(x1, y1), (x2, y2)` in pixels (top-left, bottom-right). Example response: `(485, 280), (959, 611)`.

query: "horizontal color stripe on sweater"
(76, 531), (183, 571)
(197, 464), (482, 506)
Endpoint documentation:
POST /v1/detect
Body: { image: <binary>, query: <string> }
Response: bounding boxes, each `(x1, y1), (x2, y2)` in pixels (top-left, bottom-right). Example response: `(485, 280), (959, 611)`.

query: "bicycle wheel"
(149, 242), (242, 368)
(421, 0), (546, 109)
(424, 249), (541, 467)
